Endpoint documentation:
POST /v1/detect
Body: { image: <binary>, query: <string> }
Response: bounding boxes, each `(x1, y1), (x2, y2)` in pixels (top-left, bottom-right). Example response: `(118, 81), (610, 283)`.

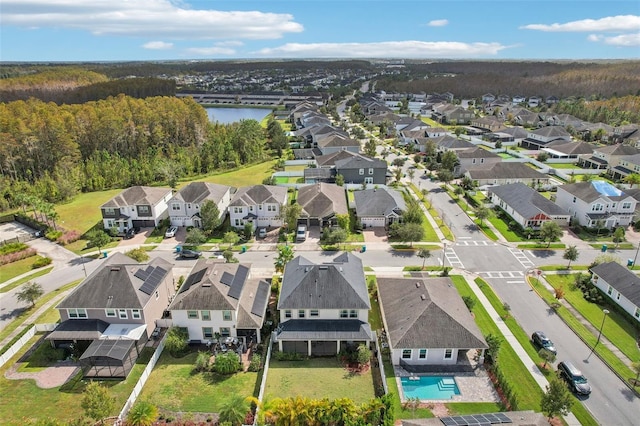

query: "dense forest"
(0, 95), (269, 211)
(376, 61), (640, 100)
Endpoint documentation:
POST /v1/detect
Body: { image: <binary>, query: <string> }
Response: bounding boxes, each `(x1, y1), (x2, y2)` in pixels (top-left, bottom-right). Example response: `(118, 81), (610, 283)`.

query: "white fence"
(35, 323), (58, 332)
(0, 325), (36, 368)
(117, 335), (167, 423)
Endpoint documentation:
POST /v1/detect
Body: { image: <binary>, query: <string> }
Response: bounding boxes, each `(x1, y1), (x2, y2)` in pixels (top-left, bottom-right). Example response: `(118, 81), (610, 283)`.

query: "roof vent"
(213, 270), (218, 275)
(420, 294), (426, 301)
(319, 266), (329, 270)
(110, 267), (120, 272)
(415, 282), (421, 288)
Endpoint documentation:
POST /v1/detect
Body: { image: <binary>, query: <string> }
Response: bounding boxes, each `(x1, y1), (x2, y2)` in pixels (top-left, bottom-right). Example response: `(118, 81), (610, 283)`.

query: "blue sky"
(1, 0), (639, 62)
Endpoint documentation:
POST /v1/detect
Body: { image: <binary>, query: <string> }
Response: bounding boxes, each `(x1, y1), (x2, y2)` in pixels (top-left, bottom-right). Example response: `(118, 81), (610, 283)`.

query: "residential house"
(297, 183), (348, 227)
(610, 153), (640, 181)
(101, 186), (172, 233)
(481, 93), (496, 103)
(377, 277), (487, 368)
(556, 181), (637, 228)
(354, 187), (406, 228)
(485, 127), (528, 145)
(455, 147), (501, 176)
(512, 95), (526, 105)
(464, 162), (550, 187)
(590, 262), (640, 322)
(612, 124), (640, 146)
(578, 144), (640, 172)
(432, 104), (474, 125)
(168, 182), (233, 228)
(430, 135), (476, 153)
(488, 183), (570, 229)
(334, 153), (388, 185)
(520, 126), (572, 150)
(169, 260), (270, 345)
(528, 96), (542, 108)
(316, 133), (360, 155)
(47, 252), (173, 378)
(541, 141), (596, 160)
(425, 127), (447, 138)
(229, 185), (288, 230)
(275, 253), (373, 356)
(470, 116), (504, 133)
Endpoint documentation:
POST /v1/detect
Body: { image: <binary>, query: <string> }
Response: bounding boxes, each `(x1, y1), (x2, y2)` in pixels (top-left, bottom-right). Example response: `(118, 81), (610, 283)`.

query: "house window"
(68, 308), (87, 319)
(623, 202), (632, 209)
(104, 208), (116, 215)
(607, 286), (613, 295)
(219, 327), (231, 337)
(155, 290), (159, 300)
(572, 197), (576, 203)
(285, 310), (292, 318)
(105, 309), (116, 318)
(368, 168), (374, 175)
(234, 207), (242, 214)
(612, 203), (617, 209)
(187, 203), (191, 209)
(364, 177), (373, 185)
(202, 327), (214, 339)
(616, 292), (621, 300)
(402, 349), (412, 359)
(480, 158), (485, 163)
(635, 308), (640, 319)
(132, 309), (141, 319)
(359, 168), (365, 175)
(310, 309), (319, 317)
(234, 219), (241, 226)
(444, 349), (453, 359)
(297, 310), (305, 318)
(592, 204), (603, 211)
(201, 310), (211, 321)
(187, 310), (199, 319)
(118, 309), (128, 319)
(268, 205), (276, 212)
(340, 310), (349, 318)
(472, 159), (476, 164)
(171, 203), (180, 211)
(419, 349), (427, 359)
(223, 310), (232, 321)
(349, 310), (358, 318)
(138, 205), (150, 214)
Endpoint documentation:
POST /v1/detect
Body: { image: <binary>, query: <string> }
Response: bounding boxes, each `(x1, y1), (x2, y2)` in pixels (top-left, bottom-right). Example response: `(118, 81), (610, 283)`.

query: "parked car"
(531, 331), (557, 355)
(558, 361), (591, 396)
(124, 228), (135, 239)
(296, 225), (307, 242)
(179, 249), (202, 259)
(258, 228), (267, 239)
(165, 226), (178, 238)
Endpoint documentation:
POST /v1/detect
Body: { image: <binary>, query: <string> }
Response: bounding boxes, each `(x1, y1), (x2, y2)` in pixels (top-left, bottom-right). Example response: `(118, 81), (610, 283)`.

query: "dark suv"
(558, 361), (591, 396)
(179, 249), (202, 259)
(531, 331), (557, 355)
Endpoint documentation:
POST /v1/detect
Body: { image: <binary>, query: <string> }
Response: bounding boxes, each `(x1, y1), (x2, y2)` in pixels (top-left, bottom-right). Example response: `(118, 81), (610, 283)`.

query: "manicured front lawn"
(446, 402), (502, 415)
(0, 263), (52, 289)
(139, 350), (258, 412)
(265, 358), (375, 404)
(486, 215), (521, 242)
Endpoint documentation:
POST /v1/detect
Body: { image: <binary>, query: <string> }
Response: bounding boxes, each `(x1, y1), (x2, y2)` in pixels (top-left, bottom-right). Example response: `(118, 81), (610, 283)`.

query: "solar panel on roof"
(439, 414), (511, 426)
(251, 281), (270, 317)
(139, 266), (168, 295)
(181, 268), (206, 292)
(228, 265), (249, 299)
(441, 418), (457, 426)
(220, 271), (234, 286)
(134, 265), (154, 281)
(494, 413), (511, 423)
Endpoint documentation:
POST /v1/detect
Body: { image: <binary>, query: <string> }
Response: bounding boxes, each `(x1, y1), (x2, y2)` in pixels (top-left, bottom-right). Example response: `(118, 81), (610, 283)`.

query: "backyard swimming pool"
(400, 375), (461, 400)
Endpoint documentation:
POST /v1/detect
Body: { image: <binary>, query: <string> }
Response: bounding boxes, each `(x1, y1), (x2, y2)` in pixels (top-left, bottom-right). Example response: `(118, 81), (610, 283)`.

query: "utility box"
(601, 244), (607, 252)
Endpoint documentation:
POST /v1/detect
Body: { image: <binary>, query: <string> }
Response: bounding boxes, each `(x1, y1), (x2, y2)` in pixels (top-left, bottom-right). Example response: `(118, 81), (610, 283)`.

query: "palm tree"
(126, 401), (158, 426)
(475, 206), (490, 226)
(624, 173), (640, 188)
(218, 394), (248, 426)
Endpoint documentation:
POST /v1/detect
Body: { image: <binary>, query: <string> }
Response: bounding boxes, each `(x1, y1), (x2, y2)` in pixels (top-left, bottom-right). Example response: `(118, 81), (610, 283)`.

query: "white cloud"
(185, 46), (236, 56)
(601, 32), (640, 46)
(427, 19), (449, 27)
(215, 41), (244, 47)
(587, 34), (602, 42)
(143, 41), (173, 50)
(254, 40), (508, 58)
(2, 0), (303, 39)
(521, 15), (640, 32)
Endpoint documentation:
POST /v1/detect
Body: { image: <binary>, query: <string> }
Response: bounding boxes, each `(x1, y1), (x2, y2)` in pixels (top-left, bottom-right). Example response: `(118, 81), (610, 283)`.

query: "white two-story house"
(169, 260), (270, 345)
(168, 182), (234, 228)
(275, 253), (373, 356)
(101, 186), (172, 233)
(228, 185), (288, 231)
(591, 262), (640, 323)
(556, 181), (637, 229)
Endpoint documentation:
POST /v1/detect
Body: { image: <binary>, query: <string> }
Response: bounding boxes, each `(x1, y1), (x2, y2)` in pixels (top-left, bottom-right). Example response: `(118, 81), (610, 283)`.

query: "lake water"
(205, 107), (272, 124)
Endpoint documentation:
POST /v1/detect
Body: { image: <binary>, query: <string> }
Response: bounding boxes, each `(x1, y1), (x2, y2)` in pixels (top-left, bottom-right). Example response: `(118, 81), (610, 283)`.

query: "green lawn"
(589, 243), (633, 250)
(0, 258), (52, 286)
(194, 160), (276, 188)
(516, 243), (566, 250)
(446, 402), (502, 415)
(549, 163), (582, 169)
(139, 350), (258, 412)
(487, 215), (522, 242)
(0, 336), (154, 425)
(265, 358), (375, 404)
(56, 188), (122, 234)
(544, 274), (640, 363)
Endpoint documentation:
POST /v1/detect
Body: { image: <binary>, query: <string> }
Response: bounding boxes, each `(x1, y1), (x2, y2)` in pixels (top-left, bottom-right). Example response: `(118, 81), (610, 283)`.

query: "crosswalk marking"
(441, 247), (464, 268)
(479, 271), (525, 279)
(508, 247), (535, 268)
(456, 240), (493, 246)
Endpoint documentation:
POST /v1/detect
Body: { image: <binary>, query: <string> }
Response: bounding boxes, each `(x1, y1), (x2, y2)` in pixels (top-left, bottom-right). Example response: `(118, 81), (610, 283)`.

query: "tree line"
(0, 95), (270, 211)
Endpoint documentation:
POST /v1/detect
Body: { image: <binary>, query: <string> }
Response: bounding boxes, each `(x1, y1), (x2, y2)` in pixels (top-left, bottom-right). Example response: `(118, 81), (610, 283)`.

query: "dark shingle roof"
(172, 182), (233, 204)
(377, 277), (487, 349)
(488, 183), (569, 219)
(57, 252), (172, 310)
(354, 187), (406, 216)
(456, 147), (501, 159)
(277, 319), (373, 341)
(334, 153), (386, 170)
(297, 183), (348, 219)
(101, 186), (172, 208)
(465, 162), (547, 180)
(315, 150), (359, 167)
(229, 185), (287, 207)
(278, 253), (370, 310)
(591, 262), (640, 306)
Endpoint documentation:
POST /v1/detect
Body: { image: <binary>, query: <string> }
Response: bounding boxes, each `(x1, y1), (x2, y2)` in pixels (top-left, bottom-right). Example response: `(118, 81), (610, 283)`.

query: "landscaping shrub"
(165, 326), (189, 357)
(45, 230), (63, 241)
(273, 351), (304, 361)
(125, 248), (150, 262)
(32, 255), (52, 268)
(0, 242), (28, 255)
(248, 353), (262, 372)
(462, 295), (476, 311)
(0, 247), (37, 265)
(194, 351), (211, 372)
(57, 230), (81, 245)
(213, 351), (241, 374)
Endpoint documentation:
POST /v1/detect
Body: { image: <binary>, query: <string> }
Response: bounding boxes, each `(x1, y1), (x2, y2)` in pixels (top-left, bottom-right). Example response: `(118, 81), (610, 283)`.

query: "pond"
(205, 107), (272, 124)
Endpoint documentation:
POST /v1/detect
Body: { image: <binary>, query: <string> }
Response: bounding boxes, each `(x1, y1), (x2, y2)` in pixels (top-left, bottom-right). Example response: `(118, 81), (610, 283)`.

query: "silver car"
(165, 226), (178, 238)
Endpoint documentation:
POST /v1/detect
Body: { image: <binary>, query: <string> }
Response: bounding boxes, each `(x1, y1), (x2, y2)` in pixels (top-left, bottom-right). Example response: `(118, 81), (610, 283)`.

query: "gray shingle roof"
(172, 182), (233, 204)
(532, 126), (571, 138)
(334, 153), (387, 170)
(591, 262), (640, 306)
(229, 184), (287, 207)
(57, 252), (172, 310)
(277, 319), (373, 341)
(101, 186), (172, 208)
(297, 183), (348, 219)
(595, 143), (640, 156)
(315, 150), (359, 167)
(559, 181), (629, 203)
(377, 277), (487, 349)
(354, 187), (406, 217)
(456, 147), (501, 159)
(278, 253), (370, 310)
(543, 141), (596, 155)
(317, 134), (360, 149)
(431, 135), (475, 150)
(489, 183), (569, 219)
(465, 162), (548, 180)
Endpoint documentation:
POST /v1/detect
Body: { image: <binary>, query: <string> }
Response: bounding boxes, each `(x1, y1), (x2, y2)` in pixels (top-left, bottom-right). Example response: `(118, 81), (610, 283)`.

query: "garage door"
(132, 219), (155, 228)
(282, 341), (307, 355)
(362, 217), (386, 228)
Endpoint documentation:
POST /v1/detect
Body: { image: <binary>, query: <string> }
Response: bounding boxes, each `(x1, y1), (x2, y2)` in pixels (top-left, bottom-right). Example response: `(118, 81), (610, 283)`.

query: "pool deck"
(394, 364), (500, 403)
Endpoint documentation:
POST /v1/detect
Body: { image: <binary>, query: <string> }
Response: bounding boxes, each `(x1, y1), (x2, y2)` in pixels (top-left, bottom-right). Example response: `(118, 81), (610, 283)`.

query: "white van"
(296, 225), (307, 242)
